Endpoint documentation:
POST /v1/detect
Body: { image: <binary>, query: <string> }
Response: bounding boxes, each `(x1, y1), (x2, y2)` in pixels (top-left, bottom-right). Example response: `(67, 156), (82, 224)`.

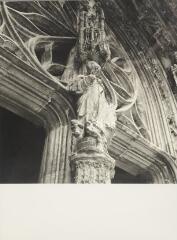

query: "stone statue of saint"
(69, 61), (116, 144)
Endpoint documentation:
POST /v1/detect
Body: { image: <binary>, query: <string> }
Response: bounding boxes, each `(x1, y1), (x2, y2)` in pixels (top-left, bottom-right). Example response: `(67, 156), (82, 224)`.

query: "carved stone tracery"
(67, 0), (151, 183)
(0, 0), (177, 183)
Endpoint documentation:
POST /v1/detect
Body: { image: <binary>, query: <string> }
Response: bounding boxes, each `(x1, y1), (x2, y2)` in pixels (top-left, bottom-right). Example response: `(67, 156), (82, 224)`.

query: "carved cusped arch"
(109, 122), (177, 183)
(1, 0), (177, 183)
(0, 47), (75, 183)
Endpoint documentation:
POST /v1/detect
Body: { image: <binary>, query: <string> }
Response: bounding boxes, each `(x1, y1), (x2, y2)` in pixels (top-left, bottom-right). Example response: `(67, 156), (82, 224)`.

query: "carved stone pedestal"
(71, 137), (115, 184)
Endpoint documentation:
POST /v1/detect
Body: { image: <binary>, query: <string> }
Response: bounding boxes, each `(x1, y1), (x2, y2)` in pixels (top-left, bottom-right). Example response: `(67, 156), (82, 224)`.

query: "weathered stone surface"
(0, 0), (177, 183)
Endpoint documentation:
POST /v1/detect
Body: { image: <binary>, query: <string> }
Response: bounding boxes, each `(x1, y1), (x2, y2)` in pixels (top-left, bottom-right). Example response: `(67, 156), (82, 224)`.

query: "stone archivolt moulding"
(103, 0), (177, 159)
(0, 1), (177, 183)
(110, 122), (177, 183)
(0, 46), (75, 183)
(0, 47), (177, 183)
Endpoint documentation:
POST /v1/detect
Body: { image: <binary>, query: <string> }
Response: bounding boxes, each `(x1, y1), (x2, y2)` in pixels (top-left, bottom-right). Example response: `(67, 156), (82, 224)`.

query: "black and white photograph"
(0, 1), (177, 240)
(0, 0), (177, 184)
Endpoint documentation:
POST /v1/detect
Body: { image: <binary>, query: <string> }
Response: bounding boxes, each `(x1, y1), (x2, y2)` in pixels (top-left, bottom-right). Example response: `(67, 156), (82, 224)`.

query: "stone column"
(71, 137), (115, 184)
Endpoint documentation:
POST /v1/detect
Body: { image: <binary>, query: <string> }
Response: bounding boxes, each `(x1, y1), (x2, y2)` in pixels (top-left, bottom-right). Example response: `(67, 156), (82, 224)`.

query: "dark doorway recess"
(112, 167), (153, 184)
(0, 107), (46, 183)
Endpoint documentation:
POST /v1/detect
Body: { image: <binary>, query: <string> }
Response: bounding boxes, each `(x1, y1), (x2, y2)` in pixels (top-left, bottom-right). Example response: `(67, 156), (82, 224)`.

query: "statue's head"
(86, 61), (101, 75)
